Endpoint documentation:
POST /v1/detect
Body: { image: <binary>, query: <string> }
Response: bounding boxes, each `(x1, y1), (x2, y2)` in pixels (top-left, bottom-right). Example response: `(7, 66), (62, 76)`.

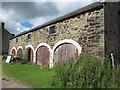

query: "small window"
(49, 26), (56, 34)
(16, 38), (18, 42)
(27, 34), (31, 40)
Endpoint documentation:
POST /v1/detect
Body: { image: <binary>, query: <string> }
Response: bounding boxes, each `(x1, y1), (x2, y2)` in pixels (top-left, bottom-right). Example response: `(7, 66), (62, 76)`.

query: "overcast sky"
(1, 0), (97, 35)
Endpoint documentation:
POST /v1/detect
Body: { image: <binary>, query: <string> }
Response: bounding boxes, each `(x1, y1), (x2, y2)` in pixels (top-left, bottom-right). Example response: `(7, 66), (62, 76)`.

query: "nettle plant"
(53, 55), (120, 88)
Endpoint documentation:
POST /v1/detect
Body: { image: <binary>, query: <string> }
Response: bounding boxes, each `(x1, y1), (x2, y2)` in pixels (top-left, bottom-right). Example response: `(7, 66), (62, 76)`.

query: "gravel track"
(2, 74), (31, 88)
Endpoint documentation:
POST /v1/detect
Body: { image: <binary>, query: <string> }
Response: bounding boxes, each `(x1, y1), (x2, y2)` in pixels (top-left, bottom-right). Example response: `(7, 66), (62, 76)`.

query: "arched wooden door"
(54, 43), (78, 64)
(26, 47), (34, 64)
(17, 48), (22, 56)
(12, 49), (16, 56)
(36, 46), (50, 67)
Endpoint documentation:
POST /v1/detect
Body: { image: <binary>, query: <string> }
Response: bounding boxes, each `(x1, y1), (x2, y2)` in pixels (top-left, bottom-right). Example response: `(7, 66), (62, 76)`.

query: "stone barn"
(9, 2), (120, 67)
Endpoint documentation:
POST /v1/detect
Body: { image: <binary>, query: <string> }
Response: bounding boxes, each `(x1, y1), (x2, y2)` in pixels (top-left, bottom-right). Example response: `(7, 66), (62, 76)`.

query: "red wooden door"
(17, 48), (22, 56)
(12, 49), (16, 56)
(54, 43), (78, 64)
(27, 48), (34, 64)
(36, 46), (50, 67)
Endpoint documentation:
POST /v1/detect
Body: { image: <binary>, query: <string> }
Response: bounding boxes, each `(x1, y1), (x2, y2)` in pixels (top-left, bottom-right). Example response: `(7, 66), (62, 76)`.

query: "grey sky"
(2, 2), (59, 21)
(1, 0), (96, 35)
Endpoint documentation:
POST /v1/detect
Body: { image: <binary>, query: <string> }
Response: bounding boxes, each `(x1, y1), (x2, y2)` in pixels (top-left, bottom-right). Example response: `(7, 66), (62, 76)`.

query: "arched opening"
(17, 46), (23, 57)
(35, 43), (51, 67)
(25, 45), (34, 64)
(12, 49), (16, 56)
(52, 39), (82, 65)
(10, 47), (17, 56)
(17, 48), (22, 56)
(54, 43), (78, 64)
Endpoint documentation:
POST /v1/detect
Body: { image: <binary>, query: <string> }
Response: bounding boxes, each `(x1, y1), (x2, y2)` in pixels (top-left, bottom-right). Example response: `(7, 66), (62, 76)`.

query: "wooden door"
(27, 48), (34, 64)
(36, 46), (50, 67)
(54, 43), (78, 64)
(12, 49), (16, 56)
(17, 48), (22, 56)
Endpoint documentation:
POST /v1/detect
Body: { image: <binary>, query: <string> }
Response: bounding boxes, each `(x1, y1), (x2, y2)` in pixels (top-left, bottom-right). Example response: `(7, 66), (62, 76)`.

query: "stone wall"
(104, 2), (120, 59)
(1, 23), (14, 55)
(119, 2), (120, 60)
(0, 23), (2, 55)
(9, 7), (105, 58)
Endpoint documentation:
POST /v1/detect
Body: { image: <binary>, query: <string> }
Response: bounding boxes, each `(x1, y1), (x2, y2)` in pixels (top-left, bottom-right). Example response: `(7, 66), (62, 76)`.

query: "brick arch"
(35, 43), (52, 67)
(17, 46), (23, 56)
(25, 45), (35, 64)
(52, 39), (82, 66)
(10, 47), (17, 56)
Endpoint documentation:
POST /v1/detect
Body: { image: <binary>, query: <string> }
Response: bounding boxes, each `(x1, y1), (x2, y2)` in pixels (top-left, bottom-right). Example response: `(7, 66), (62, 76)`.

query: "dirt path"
(2, 73), (31, 88)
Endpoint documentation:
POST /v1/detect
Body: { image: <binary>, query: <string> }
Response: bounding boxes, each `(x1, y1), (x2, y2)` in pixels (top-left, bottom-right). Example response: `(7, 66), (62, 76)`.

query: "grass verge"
(2, 62), (55, 88)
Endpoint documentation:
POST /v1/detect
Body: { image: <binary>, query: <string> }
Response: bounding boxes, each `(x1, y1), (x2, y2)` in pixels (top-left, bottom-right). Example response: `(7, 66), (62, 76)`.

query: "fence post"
(111, 53), (115, 66)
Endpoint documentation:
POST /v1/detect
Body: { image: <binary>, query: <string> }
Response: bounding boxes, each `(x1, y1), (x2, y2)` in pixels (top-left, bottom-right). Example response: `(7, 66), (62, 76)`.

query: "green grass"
(2, 55), (120, 88)
(2, 62), (55, 88)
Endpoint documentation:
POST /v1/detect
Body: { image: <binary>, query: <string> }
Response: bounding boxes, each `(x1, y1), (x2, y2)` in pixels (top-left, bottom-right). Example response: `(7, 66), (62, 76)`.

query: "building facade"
(0, 22), (15, 55)
(9, 2), (120, 67)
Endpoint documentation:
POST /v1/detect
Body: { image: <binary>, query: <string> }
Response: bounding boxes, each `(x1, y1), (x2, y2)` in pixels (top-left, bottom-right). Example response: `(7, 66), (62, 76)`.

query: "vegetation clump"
(53, 55), (120, 88)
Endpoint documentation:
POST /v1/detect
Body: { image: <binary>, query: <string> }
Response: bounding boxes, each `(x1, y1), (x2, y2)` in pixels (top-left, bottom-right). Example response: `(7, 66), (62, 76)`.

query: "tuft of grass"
(2, 62), (55, 88)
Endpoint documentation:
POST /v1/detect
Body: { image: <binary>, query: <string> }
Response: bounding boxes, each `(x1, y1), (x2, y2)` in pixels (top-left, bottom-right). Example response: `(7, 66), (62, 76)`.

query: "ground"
(2, 58), (55, 88)
(0, 55), (30, 88)
(2, 73), (31, 88)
